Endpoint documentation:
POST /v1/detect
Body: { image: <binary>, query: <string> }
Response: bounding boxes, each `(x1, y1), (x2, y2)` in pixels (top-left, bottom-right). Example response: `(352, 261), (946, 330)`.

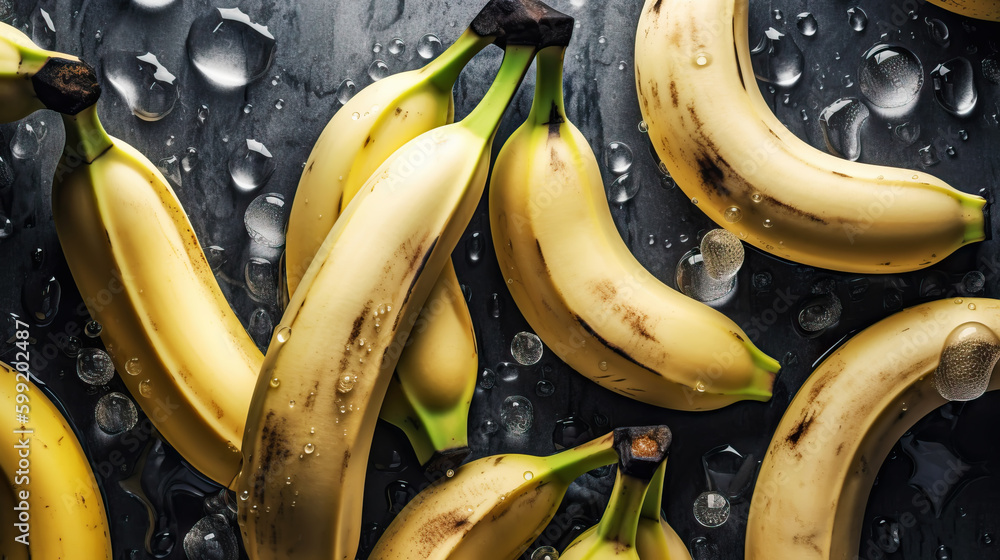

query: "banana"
(0, 362), (112, 559)
(0, 22), (100, 120)
(926, 0), (1000, 21)
(370, 430), (626, 560)
(634, 0), (986, 274)
(635, 462), (691, 560)
(489, 46), (779, 411)
(52, 105), (260, 486)
(560, 427), (673, 560)
(745, 297), (1000, 559)
(236, 43), (541, 560)
(285, 0), (559, 469)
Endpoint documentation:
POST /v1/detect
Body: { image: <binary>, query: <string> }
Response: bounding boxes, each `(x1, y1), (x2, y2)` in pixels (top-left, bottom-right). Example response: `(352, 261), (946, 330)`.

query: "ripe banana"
(926, 0), (1000, 21)
(635, 462), (691, 560)
(489, 46), (779, 411)
(285, 0), (560, 469)
(369, 430), (623, 560)
(560, 427), (673, 560)
(236, 44), (540, 560)
(0, 22), (100, 121)
(745, 297), (1000, 559)
(53, 105), (259, 486)
(635, 0), (986, 273)
(0, 362), (112, 559)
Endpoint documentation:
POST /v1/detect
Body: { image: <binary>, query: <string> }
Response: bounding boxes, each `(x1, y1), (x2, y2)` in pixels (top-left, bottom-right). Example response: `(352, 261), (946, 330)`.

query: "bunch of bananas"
(1, 0), (998, 558)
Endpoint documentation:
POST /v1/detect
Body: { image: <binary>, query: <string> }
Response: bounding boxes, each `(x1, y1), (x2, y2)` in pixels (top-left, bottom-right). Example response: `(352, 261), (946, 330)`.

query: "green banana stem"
(423, 29), (495, 92)
(595, 471), (651, 546)
(61, 104), (113, 163)
(549, 432), (617, 483)
(461, 44), (537, 139)
(640, 461), (667, 521)
(528, 46), (567, 126)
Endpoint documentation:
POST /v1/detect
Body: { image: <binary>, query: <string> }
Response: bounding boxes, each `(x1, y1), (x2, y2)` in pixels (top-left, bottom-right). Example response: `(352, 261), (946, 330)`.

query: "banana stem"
(640, 461), (667, 521)
(461, 44), (536, 139)
(61, 104), (113, 163)
(594, 472), (649, 545)
(549, 432), (617, 483)
(423, 29), (495, 92)
(528, 46), (567, 126)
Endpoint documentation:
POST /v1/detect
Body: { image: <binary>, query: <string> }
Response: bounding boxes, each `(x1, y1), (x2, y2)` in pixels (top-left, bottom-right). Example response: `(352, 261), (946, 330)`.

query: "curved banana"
(745, 297), (1000, 559)
(560, 427), (673, 560)
(0, 22), (100, 120)
(236, 45), (539, 560)
(635, 462), (691, 559)
(0, 362), (112, 559)
(53, 105), (259, 486)
(370, 430), (624, 560)
(926, 0), (1000, 20)
(635, 0), (986, 274)
(489, 46), (778, 411)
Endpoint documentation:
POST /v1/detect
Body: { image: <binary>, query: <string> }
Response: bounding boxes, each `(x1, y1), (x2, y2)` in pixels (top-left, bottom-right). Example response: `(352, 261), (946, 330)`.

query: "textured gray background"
(0, 0), (999, 559)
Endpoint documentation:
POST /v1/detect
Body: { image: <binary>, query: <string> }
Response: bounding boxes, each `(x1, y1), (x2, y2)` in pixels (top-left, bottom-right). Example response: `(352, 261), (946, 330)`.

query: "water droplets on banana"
(933, 322), (999, 401)
(187, 7), (275, 89)
(104, 51), (179, 121)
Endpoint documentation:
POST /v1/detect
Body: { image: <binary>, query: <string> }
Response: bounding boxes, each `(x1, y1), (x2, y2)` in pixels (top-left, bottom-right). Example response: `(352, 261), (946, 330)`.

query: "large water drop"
(105, 51), (178, 121)
(187, 7), (276, 89)
(244, 193), (286, 247)
(858, 44), (923, 109)
(229, 139), (276, 192)
(933, 321), (999, 401)
(931, 57), (977, 116)
(750, 27), (804, 87)
(819, 98), (870, 161)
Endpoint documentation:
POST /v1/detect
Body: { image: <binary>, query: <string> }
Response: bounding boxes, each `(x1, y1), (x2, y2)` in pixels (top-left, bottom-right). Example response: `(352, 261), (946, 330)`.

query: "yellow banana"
(236, 44), (540, 560)
(746, 297), (1000, 559)
(560, 427), (673, 560)
(926, 0), (1000, 20)
(53, 105), (259, 486)
(635, 0), (986, 273)
(489, 46), (778, 411)
(635, 462), (692, 560)
(0, 22), (100, 121)
(0, 362), (112, 559)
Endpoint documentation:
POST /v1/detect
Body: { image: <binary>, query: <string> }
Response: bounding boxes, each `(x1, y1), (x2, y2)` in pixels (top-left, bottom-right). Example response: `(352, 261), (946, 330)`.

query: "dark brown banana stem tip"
(31, 57), (102, 115)
(471, 0), (575, 48)
(613, 425), (672, 480)
(423, 446), (473, 479)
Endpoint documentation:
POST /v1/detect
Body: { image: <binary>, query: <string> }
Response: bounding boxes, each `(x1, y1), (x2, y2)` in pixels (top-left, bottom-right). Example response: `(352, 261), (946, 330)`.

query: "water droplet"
(372, 42), (383, 54)
(676, 250), (738, 303)
(796, 12), (817, 36)
(531, 546), (559, 560)
(871, 517), (901, 552)
(693, 491), (731, 527)
(269, 377), (280, 388)
(94, 391), (138, 435)
(819, 98), (870, 161)
(466, 231), (484, 265)
(479, 368), (496, 390)
(918, 144), (940, 167)
(333, 78), (358, 105)
(750, 27), (804, 87)
(84, 320), (103, 338)
(387, 37), (405, 56)
(138, 379), (153, 398)
(247, 308), (274, 350)
(694, 52), (711, 66)
(10, 120), (44, 159)
(598, 360), (609, 371)
(983, 53), (1000, 85)
(489, 292), (502, 318)
(858, 44), (923, 109)
(132, 0), (176, 9)
(417, 34), (443, 59)
(931, 57), (978, 117)
(511, 332), (544, 365)
(935, 545), (952, 560)
(229, 139), (276, 192)
(700, 229), (745, 281)
(368, 60), (390, 81)
(186, 7), (276, 89)
(535, 379), (555, 397)
(445, 468), (456, 478)
(275, 326), (291, 343)
(183, 514), (239, 560)
(30, 7), (56, 50)
(77, 348), (116, 385)
(797, 293), (843, 332)
(274, 99), (284, 110)
(608, 173), (638, 204)
(244, 258), (276, 304)
(933, 322), (999, 401)
(724, 206), (743, 223)
(62, 336), (83, 359)
(500, 396), (533, 435)
(847, 6), (868, 31)
(762, 218), (774, 228)
(637, 120), (648, 133)
(124, 357), (142, 376)
(481, 418), (499, 435)
(893, 122), (921, 145)
(22, 274), (60, 326)
(604, 142), (633, 174)
(182, 147), (199, 172)
(245, 193), (286, 247)
(104, 51), (178, 121)
(924, 18), (950, 46)
(962, 271), (986, 293)
(303, 443), (315, 454)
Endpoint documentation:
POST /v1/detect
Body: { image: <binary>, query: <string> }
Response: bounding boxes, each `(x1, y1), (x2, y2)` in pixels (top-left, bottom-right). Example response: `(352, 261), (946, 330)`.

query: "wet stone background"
(0, 0), (999, 558)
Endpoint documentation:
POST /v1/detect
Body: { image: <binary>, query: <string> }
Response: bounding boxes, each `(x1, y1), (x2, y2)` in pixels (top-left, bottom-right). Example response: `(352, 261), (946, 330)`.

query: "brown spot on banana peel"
(785, 413), (813, 446)
(669, 80), (679, 108)
(255, 411), (292, 502)
(546, 102), (564, 136)
(341, 450), (352, 483)
(391, 236), (437, 332)
(576, 317), (660, 375)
